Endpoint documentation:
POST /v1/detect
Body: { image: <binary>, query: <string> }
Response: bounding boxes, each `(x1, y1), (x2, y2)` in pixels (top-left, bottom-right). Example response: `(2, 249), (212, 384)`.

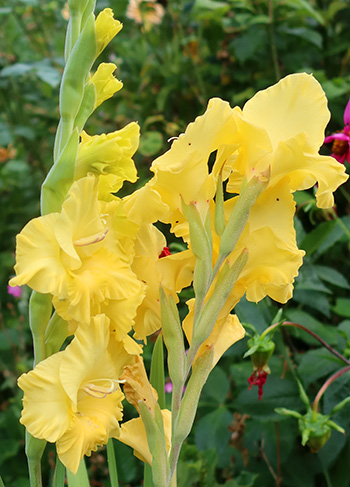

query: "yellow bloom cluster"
(9, 16), (348, 474)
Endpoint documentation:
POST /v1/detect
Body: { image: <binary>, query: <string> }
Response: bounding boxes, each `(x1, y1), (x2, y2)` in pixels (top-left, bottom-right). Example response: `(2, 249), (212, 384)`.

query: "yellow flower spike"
(75, 122), (139, 183)
(117, 410), (172, 465)
(121, 356), (158, 415)
(95, 8), (122, 59)
(88, 63), (123, 109)
(18, 315), (128, 474)
(227, 73), (348, 207)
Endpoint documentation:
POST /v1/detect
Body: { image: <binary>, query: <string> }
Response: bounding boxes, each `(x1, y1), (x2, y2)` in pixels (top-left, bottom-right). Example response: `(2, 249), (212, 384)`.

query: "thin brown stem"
(260, 436), (277, 482)
(313, 365), (350, 413)
(275, 423), (282, 487)
(268, 0), (281, 81)
(263, 321), (350, 366)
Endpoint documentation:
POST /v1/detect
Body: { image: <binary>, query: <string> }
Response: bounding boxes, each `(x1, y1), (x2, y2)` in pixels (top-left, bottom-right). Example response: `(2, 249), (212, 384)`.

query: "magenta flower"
(8, 285), (22, 298)
(324, 98), (350, 164)
(164, 379), (173, 394)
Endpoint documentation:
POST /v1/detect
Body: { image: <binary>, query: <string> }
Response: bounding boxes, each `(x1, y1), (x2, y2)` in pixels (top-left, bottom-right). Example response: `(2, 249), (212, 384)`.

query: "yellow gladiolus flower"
(148, 97), (237, 238)
(131, 223), (195, 341)
(10, 175), (145, 330)
(227, 73), (348, 208)
(75, 123), (140, 184)
(88, 63), (123, 109)
(18, 315), (128, 474)
(95, 8), (122, 58)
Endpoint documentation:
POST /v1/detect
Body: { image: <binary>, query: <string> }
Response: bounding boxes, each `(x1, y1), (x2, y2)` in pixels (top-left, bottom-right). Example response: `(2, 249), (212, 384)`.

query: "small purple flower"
(324, 98), (350, 164)
(164, 379), (173, 394)
(8, 285), (22, 298)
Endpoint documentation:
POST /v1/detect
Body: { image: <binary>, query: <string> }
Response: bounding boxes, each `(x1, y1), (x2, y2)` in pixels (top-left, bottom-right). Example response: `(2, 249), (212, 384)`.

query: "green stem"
(329, 208), (350, 244)
(53, 456), (65, 487)
(268, 0), (281, 81)
(26, 431), (46, 487)
(340, 185), (350, 205)
(107, 439), (119, 487)
(313, 365), (350, 413)
(66, 459), (89, 487)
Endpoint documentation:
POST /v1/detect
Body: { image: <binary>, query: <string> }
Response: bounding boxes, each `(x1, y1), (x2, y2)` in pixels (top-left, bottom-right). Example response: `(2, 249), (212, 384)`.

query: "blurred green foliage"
(2, 0), (350, 486)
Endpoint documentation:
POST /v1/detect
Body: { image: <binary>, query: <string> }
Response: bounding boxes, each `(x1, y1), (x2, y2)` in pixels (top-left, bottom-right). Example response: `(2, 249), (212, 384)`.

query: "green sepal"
(275, 408), (302, 419)
(150, 333), (166, 410)
(68, 0), (91, 13)
(296, 379), (311, 408)
(58, 13), (96, 156)
(326, 419), (345, 434)
(219, 174), (268, 261)
(214, 174), (225, 237)
(138, 401), (169, 487)
(159, 287), (186, 389)
(81, 0), (96, 32)
(41, 128), (79, 215)
(29, 291), (52, 365)
(45, 312), (69, 357)
(181, 200), (212, 305)
(193, 249), (248, 347)
(29, 291), (52, 341)
(329, 396), (350, 416)
(74, 82), (96, 133)
(174, 345), (214, 445)
(60, 13), (96, 122)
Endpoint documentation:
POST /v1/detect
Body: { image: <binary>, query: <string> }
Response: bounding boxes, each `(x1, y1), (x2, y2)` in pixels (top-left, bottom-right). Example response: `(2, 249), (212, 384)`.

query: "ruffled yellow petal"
(270, 135), (348, 208)
(54, 247), (144, 325)
(149, 97), (236, 213)
(75, 123), (139, 182)
(242, 73), (330, 151)
(117, 409), (171, 465)
(55, 175), (105, 267)
(89, 63), (123, 108)
(237, 225), (304, 304)
(9, 213), (68, 296)
(18, 352), (72, 443)
(57, 414), (108, 474)
(227, 74), (348, 205)
(123, 183), (170, 225)
(95, 8), (122, 58)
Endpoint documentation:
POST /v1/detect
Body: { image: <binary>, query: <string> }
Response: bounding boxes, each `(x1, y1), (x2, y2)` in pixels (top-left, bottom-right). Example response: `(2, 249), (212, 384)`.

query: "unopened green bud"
(159, 287), (186, 388)
(244, 334), (275, 371)
(298, 411), (334, 453)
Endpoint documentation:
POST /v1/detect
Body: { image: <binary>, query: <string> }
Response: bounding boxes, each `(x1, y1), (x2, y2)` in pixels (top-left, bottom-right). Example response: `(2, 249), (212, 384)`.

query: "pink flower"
(8, 285), (22, 298)
(165, 379), (173, 394)
(324, 98), (350, 164)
